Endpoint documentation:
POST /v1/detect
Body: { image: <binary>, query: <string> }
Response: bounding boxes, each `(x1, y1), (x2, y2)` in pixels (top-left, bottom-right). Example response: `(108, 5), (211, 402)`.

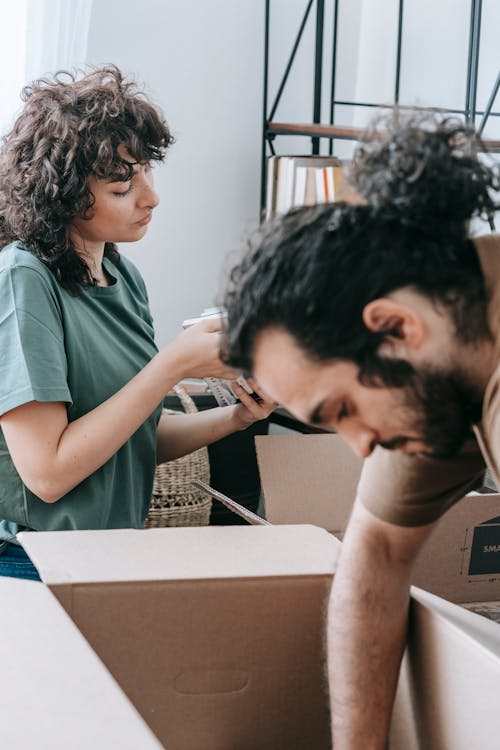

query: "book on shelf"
(264, 155), (357, 220)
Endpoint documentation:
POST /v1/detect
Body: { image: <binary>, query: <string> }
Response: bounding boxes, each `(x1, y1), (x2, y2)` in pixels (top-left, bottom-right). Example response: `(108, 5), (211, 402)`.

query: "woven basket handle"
(172, 384), (198, 414)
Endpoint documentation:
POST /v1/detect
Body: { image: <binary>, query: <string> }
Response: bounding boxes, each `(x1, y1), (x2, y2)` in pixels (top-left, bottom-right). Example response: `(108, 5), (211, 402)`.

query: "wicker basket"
(144, 385), (212, 528)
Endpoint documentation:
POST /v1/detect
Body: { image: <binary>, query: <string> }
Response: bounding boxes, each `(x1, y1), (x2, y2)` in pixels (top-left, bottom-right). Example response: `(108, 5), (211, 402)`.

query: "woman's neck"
(87, 250), (110, 286)
(71, 235), (110, 286)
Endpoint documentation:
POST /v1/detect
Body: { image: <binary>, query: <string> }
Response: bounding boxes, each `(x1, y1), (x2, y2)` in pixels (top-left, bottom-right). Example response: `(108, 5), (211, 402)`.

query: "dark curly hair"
(0, 65), (173, 293)
(223, 113), (499, 383)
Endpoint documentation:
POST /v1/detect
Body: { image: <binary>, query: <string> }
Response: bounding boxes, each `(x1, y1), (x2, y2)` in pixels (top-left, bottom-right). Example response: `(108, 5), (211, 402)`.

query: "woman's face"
(70, 145), (159, 252)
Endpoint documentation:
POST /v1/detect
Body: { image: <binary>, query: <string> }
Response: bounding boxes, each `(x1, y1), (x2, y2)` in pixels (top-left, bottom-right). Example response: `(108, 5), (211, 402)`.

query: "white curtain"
(0, 0), (93, 137)
(25, 0), (94, 81)
(0, 2), (28, 137)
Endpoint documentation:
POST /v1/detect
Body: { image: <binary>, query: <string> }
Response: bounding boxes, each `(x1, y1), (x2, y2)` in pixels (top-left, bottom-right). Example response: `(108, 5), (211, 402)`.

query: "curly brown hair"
(349, 110), (498, 232)
(0, 65), (173, 293)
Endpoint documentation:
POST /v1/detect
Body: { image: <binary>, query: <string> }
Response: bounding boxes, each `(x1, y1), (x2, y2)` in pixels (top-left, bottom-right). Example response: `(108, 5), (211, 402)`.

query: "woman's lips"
(136, 213), (152, 226)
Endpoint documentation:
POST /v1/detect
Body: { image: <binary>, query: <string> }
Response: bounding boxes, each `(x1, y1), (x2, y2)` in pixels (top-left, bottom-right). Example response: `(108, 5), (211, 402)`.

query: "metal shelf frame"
(261, 0), (500, 211)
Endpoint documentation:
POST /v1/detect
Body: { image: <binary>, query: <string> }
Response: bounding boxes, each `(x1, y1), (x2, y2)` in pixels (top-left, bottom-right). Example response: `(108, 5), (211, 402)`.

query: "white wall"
(355, 0), (500, 128)
(86, 0), (265, 347)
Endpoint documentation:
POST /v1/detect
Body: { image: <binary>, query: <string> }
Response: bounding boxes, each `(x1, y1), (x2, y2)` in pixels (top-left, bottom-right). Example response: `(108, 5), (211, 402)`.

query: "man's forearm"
(326, 499), (435, 750)
(328, 543), (410, 750)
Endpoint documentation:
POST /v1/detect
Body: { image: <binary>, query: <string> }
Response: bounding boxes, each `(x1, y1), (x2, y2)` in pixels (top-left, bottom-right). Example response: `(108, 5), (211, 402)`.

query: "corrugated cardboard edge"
(19, 526), (341, 585)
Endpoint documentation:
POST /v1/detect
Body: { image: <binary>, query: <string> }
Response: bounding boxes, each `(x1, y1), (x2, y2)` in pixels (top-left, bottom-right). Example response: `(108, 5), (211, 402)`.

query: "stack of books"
(265, 155), (355, 220)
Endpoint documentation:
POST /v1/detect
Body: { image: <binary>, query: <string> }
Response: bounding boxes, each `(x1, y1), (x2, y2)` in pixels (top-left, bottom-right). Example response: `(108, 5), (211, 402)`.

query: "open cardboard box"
(405, 492), (500, 747)
(0, 576), (162, 749)
(393, 585), (500, 750)
(18, 524), (340, 750)
(10, 435), (500, 749)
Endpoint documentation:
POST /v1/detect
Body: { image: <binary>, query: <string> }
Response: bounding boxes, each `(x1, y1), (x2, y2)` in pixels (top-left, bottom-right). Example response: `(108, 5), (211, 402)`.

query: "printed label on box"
(468, 517), (500, 575)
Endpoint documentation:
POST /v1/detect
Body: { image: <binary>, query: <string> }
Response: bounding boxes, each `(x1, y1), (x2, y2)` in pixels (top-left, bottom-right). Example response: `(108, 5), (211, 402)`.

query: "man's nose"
(338, 422), (377, 459)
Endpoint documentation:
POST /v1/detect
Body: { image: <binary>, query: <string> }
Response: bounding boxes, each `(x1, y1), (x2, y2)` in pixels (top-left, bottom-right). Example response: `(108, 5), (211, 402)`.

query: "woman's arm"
(0, 320), (238, 503)
(156, 380), (276, 463)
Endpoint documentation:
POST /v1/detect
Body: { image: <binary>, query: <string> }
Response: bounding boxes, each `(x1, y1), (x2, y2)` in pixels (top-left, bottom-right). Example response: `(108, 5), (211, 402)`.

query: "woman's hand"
(231, 378), (278, 429)
(168, 318), (239, 381)
(156, 378), (278, 463)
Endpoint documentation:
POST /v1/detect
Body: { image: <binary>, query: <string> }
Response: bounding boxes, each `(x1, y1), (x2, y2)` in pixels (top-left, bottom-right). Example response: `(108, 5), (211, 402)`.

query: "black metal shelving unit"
(261, 0), (500, 213)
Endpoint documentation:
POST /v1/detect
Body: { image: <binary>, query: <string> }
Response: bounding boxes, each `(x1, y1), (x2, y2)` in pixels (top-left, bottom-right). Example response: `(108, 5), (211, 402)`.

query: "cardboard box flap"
(19, 525), (340, 585)
(255, 434), (362, 532)
(411, 586), (500, 657)
(405, 585), (500, 750)
(0, 577), (162, 749)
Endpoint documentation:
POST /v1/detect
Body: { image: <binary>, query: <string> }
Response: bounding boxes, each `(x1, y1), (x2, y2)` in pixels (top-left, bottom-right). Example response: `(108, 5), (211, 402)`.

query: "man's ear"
(362, 298), (425, 355)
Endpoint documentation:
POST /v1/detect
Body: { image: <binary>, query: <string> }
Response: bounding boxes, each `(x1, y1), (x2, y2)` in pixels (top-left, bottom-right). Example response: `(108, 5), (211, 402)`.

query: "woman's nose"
(137, 175), (160, 209)
(140, 185), (159, 209)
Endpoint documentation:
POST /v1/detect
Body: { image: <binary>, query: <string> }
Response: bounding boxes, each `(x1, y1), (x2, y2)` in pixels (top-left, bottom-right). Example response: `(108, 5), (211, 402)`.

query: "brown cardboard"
(14, 440), (497, 750)
(412, 492), (500, 603)
(255, 434), (362, 536)
(392, 493), (500, 749)
(20, 525), (340, 750)
(399, 586), (500, 750)
(0, 576), (162, 749)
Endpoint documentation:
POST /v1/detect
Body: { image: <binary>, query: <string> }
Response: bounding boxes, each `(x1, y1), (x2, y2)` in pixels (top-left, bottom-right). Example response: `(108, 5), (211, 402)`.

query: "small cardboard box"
(255, 434), (362, 536)
(412, 492), (500, 604)
(20, 525), (340, 750)
(0, 576), (162, 749)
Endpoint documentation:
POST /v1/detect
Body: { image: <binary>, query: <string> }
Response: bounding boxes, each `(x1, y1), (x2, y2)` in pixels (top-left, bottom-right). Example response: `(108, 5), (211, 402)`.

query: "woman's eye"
(113, 184), (133, 197)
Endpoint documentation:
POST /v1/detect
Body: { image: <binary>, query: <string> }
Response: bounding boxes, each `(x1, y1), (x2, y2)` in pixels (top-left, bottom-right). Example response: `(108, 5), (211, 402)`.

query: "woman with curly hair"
(0, 65), (274, 579)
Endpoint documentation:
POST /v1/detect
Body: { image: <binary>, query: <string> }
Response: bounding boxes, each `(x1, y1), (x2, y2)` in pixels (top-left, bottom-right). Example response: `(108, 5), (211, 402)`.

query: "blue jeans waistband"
(0, 542), (41, 581)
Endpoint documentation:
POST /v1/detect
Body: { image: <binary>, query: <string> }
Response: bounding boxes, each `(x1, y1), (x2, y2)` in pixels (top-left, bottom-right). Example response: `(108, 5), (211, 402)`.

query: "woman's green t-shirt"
(0, 243), (162, 543)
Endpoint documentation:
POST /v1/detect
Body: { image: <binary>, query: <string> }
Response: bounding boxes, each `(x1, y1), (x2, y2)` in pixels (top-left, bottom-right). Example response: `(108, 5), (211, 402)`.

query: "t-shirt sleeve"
(0, 265), (72, 416)
(480, 366), (500, 486)
(357, 439), (486, 527)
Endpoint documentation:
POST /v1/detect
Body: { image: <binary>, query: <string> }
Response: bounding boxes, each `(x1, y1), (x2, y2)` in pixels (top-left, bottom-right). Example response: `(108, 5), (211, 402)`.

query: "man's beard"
(362, 358), (484, 459)
(403, 368), (483, 458)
